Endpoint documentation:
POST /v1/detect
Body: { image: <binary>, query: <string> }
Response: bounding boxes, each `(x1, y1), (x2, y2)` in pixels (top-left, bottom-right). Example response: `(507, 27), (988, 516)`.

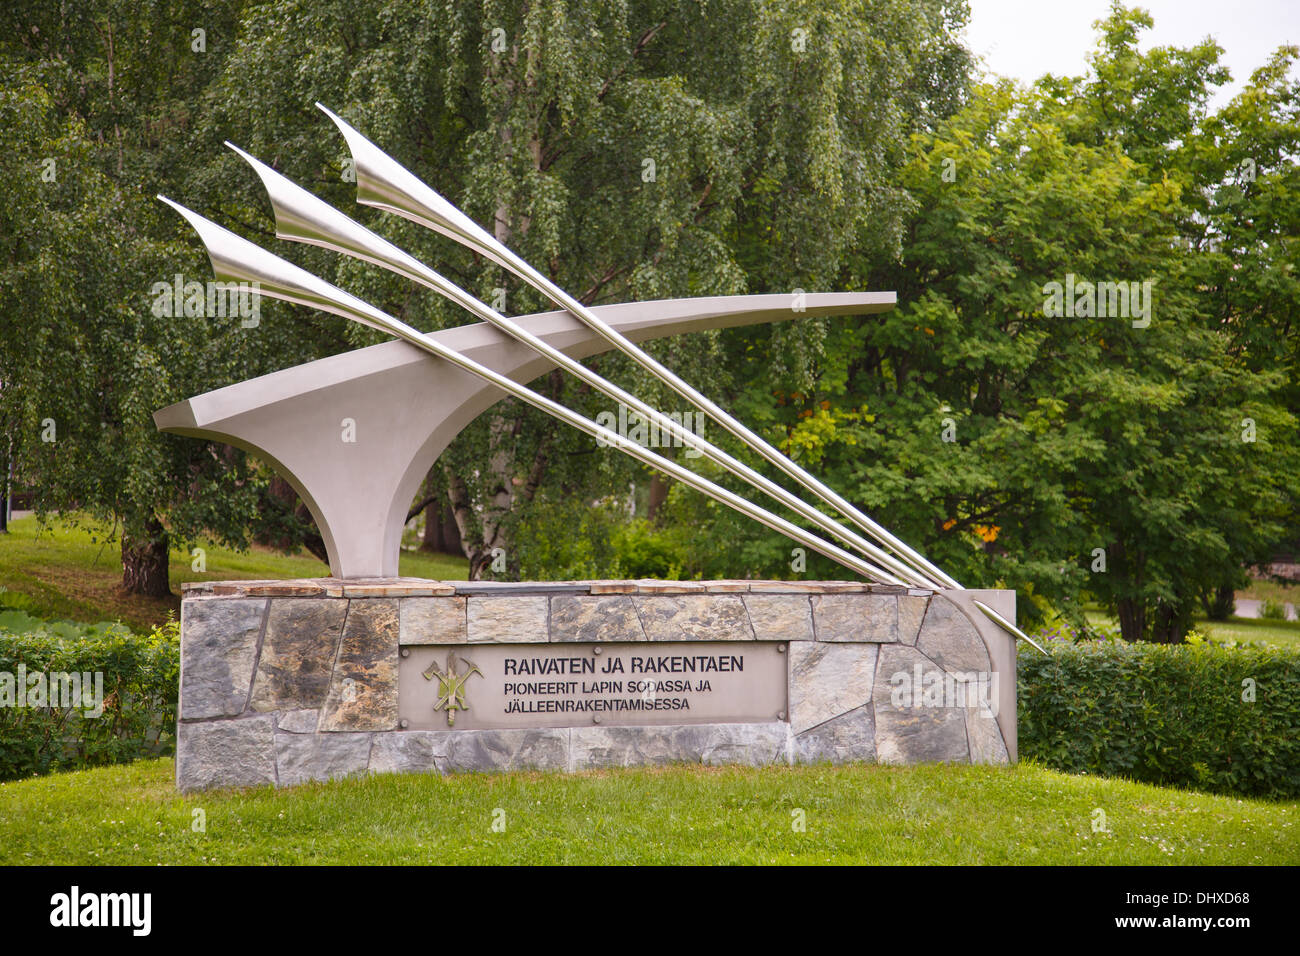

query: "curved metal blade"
(225, 143), (938, 589)
(156, 194), (910, 586)
(317, 102), (963, 591)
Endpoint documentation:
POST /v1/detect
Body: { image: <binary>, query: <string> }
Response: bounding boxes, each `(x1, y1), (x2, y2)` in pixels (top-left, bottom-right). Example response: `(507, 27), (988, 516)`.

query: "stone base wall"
(177, 579), (1016, 791)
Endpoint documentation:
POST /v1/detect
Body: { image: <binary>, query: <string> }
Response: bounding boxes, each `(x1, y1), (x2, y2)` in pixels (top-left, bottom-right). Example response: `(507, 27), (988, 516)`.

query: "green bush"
(0, 616), (179, 781)
(609, 520), (689, 579)
(1260, 598), (1288, 620)
(1018, 640), (1300, 799)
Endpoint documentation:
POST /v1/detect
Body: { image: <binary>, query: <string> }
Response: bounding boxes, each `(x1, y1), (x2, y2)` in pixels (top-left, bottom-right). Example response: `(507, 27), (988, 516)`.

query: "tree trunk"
(1202, 584), (1235, 621)
(1150, 599), (1191, 644)
(1116, 596), (1145, 642)
(421, 498), (463, 556)
(121, 515), (171, 597)
(646, 474), (669, 522)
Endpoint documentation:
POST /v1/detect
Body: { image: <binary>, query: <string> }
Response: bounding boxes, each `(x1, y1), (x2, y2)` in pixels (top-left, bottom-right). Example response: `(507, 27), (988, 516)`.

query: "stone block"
(897, 595), (930, 645)
(812, 593), (899, 642)
(916, 596), (991, 673)
(180, 597), (266, 719)
(250, 599), (346, 712)
(277, 709), (320, 733)
(443, 728), (568, 772)
(872, 645), (971, 764)
(549, 595), (645, 641)
(568, 722), (788, 770)
(794, 704), (876, 764)
(369, 732), (450, 776)
(321, 598), (399, 731)
(635, 595), (753, 641)
(466, 596), (548, 643)
(966, 704), (1010, 765)
(743, 594), (814, 642)
(275, 732), (373, 786)
(400, 596), (467, 644)
(177, 716), (276, 791)
(788, 642), (879, 734)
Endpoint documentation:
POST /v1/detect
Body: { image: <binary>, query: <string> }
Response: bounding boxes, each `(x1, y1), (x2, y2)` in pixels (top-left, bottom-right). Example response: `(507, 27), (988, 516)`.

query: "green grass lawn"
(0, 757), (1293, 865)
(1236, 576), (1300, 606)
(1082, 608), (1300, 650)
(0, 514), (467, 631)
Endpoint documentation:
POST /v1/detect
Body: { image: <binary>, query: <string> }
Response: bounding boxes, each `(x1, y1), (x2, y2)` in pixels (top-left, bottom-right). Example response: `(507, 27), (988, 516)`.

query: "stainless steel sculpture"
(317, 104), (960, 591)
(154, 105), (1041, 650)
(156, 198), (907, 585)
(224, 143), (932, 589)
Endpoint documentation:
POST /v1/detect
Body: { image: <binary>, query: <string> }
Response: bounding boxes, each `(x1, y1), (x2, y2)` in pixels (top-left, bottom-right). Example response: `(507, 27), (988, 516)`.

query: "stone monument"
(157, 106), (1030, 791)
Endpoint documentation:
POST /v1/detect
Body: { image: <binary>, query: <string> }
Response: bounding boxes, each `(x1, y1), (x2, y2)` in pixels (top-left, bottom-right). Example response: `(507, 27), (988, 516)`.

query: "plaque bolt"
(400, 648), (410, 658)
(777, 644), (786, 653)
(593, 717), (601, 724)
(777, 711), (787, 721)
(593, 646), (602, 655)
(399, 719), (409, 729)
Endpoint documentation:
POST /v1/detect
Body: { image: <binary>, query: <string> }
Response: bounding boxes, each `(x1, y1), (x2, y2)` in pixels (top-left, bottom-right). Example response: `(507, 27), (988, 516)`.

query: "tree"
(194, 0), (973, 577)
(766, 5), (1297, 642)
(0, 2), (347, 596)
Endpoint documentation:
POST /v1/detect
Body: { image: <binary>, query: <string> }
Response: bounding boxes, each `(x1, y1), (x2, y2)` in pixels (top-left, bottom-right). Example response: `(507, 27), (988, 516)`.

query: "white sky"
(964, 0), (1300, 107)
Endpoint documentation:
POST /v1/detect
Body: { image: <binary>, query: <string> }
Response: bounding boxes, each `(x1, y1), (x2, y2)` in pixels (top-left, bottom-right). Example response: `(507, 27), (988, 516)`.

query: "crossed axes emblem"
(422, 651), (482, 727)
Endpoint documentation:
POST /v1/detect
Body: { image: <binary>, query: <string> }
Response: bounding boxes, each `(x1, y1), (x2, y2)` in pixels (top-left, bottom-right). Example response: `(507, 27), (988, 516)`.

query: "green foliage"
(608, 520), (689, 579)
(510, 494), (629, 580)
(1260, 599), (1288, 621)
(0, 616), (179, 781)
(1018, 640), (1300, 799)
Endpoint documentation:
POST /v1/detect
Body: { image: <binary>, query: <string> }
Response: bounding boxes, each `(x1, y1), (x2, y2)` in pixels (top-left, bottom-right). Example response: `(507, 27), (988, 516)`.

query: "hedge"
(3, 609), (1298, 798)
(0, 617), (179, 781)
(1018, 639), (1300, 799)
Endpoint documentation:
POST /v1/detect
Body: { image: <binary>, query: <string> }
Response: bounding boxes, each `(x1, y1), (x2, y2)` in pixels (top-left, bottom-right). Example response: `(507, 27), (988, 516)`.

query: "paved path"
(1235, 598), (1298, 621)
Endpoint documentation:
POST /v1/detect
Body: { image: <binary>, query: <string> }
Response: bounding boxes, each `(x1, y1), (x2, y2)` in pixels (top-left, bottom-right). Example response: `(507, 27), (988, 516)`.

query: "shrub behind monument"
(0, 617), (179, 780)
(1019, 641), (1300, 799)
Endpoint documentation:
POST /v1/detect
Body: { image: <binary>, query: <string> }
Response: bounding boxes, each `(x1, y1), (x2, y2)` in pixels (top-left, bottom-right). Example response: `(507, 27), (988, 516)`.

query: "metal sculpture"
(154, 105), (1040, 650)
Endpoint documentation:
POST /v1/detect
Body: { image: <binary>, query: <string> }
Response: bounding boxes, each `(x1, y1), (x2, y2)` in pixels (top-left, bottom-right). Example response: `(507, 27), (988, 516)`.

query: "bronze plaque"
(399, 642), (788, 730)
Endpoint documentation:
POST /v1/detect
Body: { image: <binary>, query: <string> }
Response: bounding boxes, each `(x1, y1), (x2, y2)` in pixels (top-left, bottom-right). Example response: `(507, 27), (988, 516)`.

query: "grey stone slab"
(180, 597), (266, 719)
(568, 723), (788, 770)
(321, 598), (399, 731)
(399, 596), (467, 644)
(466, 596), (548, 643)
(455, 582), (590, 595)
(873, 702), (969, 764)
(916, 596), (991, 673)
(549, 594), (645, 642)
(369, 732), (451, 775)
(443, 728), (568, 772)
(696, 723), (791, 767)
(250, 599), (346, 712)
(744, 594), (814, 642)
(966, 704), (1010, 765)
(795, 704), (877, 765)
(812, 593), (900, 642)
(176, 716), (276, 792)
(275, 732), (373, 787)
(569, 725), (700, 769)
(788, 641), (879, 734)
(277, 709), (320, 733)
(897, 595), (929, 645)
(872, 645), (971, 764)
(634, 595), (754, 641)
